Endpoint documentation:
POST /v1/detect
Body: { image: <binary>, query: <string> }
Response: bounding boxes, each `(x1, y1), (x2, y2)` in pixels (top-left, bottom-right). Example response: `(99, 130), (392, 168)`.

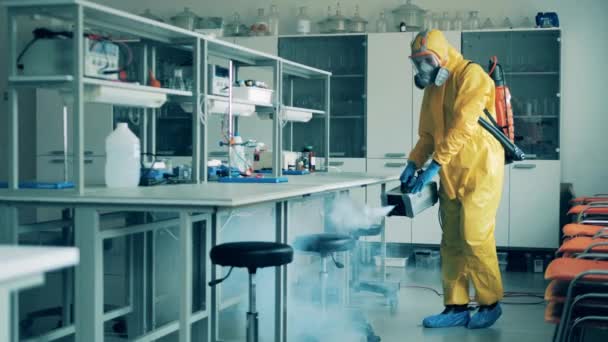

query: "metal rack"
(3, 0), (331, 194)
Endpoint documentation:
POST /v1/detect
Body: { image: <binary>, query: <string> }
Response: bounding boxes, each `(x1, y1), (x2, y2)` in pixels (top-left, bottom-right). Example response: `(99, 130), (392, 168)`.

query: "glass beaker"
(376, 10), (388, 33)
(452, 12), (464, 31)
(439, 12), (451, 31)
(467, 11), (480, 30)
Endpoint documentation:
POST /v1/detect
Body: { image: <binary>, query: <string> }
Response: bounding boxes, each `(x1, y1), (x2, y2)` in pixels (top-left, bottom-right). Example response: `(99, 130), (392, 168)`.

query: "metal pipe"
(62, 105), (68, 182)
(192, 39), (202, 183)
(228, 60), (234, 178)
(247, 272), (258, 342)
(8, 9), (19, 189)
(202, 40), (209, 183)
(324, 75), (331, 171)
(73, 4), (85, 194)
(249, 272), (257, 313)
(320, 256), (328, 313)
(150, 46), (158, 156)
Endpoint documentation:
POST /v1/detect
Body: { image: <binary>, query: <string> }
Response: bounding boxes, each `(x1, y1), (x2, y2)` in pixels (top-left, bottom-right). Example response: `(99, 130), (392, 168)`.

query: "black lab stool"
(209, 242), (294, 342)
(293, 233), (355, 311)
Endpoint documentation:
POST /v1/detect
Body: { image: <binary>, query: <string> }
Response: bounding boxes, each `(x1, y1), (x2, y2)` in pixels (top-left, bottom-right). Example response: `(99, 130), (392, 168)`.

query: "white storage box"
(374, 256), (408, 268)
(233, 86), (273, 105)
(257, 108), (313, 123)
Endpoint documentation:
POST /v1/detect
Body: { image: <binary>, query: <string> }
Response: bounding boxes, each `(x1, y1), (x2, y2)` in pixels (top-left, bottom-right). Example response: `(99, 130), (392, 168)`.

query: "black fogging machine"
(385, 181), (439, 218)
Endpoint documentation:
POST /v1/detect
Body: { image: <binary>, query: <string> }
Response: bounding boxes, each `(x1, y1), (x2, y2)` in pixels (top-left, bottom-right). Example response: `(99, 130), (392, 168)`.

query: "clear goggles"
(409, 53), (441, 74)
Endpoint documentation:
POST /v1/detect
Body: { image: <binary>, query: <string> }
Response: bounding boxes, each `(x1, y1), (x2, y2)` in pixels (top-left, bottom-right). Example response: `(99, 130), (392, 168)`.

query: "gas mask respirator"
(412, 55), (450, 90)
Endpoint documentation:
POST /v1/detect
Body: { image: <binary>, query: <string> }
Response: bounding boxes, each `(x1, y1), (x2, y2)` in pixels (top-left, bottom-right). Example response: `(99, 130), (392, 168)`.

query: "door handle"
(513, 164), (536, 169)
(50, 159), (94, 164)
(384, 162), (406, 168)
(50, 150), (93, 156)
(384, 153), (406, 158)
(329, 161), (345, 167)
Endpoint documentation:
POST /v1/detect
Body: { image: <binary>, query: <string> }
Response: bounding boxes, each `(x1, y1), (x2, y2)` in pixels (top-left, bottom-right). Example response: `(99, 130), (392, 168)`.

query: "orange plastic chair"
(558, 237), (608, 256)
(545, 258), (608, 282)
(570, 194), (608, 205)
(567, 204), (608, 217)
(562, 223), (607, 238)
(545, 258), (608, 341)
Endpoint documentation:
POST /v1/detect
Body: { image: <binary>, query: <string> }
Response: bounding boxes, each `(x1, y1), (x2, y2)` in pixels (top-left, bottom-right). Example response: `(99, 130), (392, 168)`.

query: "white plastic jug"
(105, 123), (141, 188)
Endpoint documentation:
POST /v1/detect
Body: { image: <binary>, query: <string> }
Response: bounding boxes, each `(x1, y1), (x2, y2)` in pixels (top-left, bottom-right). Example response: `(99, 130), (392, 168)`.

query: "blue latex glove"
(399, 161), (418, 186)
(410, 160), (441, 194)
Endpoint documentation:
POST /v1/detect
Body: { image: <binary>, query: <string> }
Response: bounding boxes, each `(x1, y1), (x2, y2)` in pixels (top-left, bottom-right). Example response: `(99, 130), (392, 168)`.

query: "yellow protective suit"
(408, 30), (505, 306)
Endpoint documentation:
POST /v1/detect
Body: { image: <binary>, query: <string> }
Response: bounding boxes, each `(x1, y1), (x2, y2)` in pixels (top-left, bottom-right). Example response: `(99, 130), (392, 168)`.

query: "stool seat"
(351, 225), (382, 239)
(210, 242), (293, 271)
(294, 233), (354, 254)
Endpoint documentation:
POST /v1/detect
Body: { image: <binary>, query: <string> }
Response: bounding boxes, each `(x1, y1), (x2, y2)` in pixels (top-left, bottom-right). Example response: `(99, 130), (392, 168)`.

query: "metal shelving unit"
(3, 0), (331, 194)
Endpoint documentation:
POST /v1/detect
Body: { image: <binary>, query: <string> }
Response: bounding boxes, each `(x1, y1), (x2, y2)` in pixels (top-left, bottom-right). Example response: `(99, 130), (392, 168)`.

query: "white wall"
(0, 8), (38, 184)
(1, 0), (607, 195)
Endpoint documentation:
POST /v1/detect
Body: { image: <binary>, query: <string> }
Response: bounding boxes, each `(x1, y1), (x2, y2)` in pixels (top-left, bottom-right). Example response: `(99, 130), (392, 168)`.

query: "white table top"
(0, 246), (79, 285)
(0, 172), (398, 208)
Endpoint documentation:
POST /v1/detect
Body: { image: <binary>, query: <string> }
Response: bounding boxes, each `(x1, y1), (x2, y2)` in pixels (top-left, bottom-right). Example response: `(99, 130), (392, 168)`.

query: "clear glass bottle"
(169, 68), (185, 90)
(481, 17), (494, 29)
(350, 5), (368, 33)
(254, 8), (269, 36)
(439, 11), (451, 31)
(431, 12), (441, 30)
(467, 11), (480, 30)
(268, 4), (280, 35)
(520, 16), (534, 28)
(376, 10), (388, 33)
(452, 12), (464, 31)
(502, 17), (513, 29)
(297, 6), (311, 34)
(423, 12), (433, 30)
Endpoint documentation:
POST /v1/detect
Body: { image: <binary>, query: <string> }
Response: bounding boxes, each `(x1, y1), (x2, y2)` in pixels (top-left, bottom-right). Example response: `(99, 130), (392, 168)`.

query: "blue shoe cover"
(467, 303), (502, 329)
(422, 308), (470, 328)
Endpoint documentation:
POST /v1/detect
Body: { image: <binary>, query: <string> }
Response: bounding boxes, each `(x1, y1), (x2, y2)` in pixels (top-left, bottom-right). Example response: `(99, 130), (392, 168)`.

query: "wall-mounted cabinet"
(279, 35), (367, 159)
(462, 30), (561, 160)
(462, 29), (561, 249)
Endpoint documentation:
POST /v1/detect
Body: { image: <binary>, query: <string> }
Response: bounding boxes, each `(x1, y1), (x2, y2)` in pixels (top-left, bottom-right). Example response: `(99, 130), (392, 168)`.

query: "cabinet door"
(233, 37), (278, 150)
(509, 160), (560, 248)
(366, 159), (411, 243)
(36, 89), (113, 156)
(328, 158), (366, 206)
(367, 33), (413, 159)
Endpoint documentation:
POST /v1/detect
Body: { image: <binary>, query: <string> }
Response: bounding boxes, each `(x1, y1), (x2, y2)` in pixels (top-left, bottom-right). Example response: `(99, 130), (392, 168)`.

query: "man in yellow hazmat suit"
(401, 29), (505, 329)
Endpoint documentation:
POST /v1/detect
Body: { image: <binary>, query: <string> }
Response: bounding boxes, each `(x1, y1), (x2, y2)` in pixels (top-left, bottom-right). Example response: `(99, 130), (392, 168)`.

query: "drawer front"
(37, 156), (106, 185)
(327, 158), (366, 173)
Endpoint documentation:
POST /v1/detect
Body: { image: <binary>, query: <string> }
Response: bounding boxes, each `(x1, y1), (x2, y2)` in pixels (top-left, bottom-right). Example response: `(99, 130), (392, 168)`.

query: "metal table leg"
(0, 288), (9, 342)
(0, 205), (19, 342)
(210, 211), (220, 342)
(179, 212), (193, 342)
(74, 208), (104, 342)
(275, 201), (287, 342)
(380, 183), (387, 282)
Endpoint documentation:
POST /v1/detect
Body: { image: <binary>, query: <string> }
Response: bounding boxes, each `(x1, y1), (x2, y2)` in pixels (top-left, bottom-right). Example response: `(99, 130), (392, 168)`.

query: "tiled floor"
(359, 267), (555, 342)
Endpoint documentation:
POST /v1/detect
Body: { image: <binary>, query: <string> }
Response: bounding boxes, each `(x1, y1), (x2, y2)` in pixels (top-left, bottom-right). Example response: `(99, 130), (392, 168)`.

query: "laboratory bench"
(0, 246), (79, 342)
(0, 172), (397, 342)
